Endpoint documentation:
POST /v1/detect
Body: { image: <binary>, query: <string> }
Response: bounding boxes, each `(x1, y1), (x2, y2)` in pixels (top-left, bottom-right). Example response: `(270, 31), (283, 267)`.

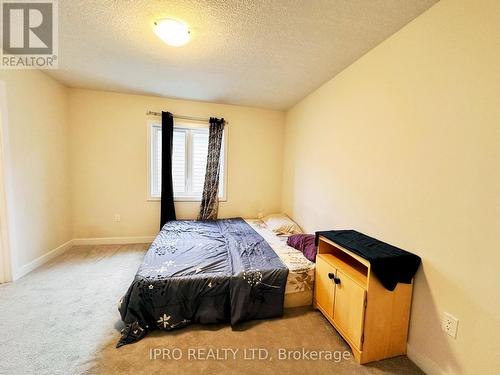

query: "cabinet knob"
(334, 277), (341, 285)
(328, 272), (335, 279)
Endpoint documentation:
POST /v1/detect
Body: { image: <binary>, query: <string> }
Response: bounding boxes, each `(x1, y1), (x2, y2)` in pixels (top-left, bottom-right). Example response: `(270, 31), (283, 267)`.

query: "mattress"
(244, 219), (315, 307)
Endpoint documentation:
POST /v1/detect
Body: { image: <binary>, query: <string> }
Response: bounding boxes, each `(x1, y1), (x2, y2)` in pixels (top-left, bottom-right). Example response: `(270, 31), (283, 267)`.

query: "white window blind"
(172, 129), (186, 194)
(192, 130), (209, 194)
(150, 123), (226, 200)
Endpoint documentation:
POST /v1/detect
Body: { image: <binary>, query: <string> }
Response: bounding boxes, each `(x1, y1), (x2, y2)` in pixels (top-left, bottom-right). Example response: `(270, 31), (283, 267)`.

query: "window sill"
(147, 197), (227, 203)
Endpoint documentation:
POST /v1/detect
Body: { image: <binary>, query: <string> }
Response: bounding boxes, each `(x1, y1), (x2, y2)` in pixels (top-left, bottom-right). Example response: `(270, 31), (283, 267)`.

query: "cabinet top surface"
(316, 232), (420, 291)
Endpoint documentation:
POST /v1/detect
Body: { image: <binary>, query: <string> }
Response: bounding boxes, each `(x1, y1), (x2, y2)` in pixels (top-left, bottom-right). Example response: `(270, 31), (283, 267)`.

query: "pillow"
(262, 213), (302, 235)
(287, 234), (317, 262)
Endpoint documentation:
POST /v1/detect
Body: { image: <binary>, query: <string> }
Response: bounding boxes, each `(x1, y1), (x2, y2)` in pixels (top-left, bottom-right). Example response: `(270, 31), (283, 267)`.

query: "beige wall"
(69, 89), (285, 238)
(0, 71), (72, 277)
(282, 0), (500, 374)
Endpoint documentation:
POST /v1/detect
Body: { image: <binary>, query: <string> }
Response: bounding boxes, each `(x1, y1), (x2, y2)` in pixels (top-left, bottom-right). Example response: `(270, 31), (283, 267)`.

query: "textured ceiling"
(47, 0), (438, 110)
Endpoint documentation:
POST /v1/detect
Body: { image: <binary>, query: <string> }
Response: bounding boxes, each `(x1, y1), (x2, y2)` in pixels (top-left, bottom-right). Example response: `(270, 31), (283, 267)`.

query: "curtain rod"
(146, 110), (229, 124)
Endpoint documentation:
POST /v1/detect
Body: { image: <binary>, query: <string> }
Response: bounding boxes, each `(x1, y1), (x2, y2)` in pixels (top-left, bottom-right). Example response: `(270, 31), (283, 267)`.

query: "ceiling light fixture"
(153, 19), (191, 47)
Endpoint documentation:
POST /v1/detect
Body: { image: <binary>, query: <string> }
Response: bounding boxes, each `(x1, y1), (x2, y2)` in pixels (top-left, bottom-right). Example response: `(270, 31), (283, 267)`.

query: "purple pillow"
(287, 234), (317, 262)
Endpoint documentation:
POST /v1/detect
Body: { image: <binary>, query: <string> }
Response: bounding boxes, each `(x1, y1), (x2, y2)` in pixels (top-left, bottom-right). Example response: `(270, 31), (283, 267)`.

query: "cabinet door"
(332, 269), (367, 350)
(315, 256), (335, 317)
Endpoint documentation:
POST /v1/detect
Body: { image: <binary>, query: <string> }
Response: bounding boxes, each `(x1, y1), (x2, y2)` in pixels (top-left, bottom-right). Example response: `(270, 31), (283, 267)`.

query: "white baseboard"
(10, 236), (155, 281)
(72, 236), (155, 246)
(12, 239), (74, 281)
(407, 343), (445, 375)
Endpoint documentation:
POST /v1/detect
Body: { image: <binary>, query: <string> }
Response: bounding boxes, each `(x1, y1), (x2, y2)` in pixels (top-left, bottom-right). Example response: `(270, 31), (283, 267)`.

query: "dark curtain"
(160, 111), (176, 228)
(198, 117), (225, 220)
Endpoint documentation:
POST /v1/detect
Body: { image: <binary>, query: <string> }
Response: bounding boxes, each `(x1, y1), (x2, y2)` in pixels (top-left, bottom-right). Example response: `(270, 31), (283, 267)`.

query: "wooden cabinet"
(314, 236), (413, 364)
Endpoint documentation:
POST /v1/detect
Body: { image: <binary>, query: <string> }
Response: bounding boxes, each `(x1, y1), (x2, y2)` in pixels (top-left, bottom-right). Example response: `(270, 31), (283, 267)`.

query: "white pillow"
(262, 214), (303, 235)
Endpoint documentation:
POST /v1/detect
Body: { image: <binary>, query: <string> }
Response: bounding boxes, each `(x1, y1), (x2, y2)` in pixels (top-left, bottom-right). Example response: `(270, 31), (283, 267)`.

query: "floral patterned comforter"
(117, 218), (288, 347)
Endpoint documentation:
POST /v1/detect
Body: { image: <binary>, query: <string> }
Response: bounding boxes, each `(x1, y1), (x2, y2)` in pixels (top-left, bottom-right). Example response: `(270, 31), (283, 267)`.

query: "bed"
(117, 217), (315, 347)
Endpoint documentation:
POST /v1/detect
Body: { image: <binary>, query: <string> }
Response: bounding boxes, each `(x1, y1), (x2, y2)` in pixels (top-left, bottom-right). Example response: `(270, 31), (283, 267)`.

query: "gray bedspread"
(117, 218), (288, 347)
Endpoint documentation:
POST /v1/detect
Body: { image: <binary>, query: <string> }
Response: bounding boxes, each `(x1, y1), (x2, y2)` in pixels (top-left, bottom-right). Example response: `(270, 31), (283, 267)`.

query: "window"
(149, 122), (226, 201)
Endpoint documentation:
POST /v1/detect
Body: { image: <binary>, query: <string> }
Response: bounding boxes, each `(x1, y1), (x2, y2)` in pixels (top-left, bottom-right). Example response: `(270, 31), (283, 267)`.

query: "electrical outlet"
(442, 312), (459, 339)
(113, 214), (121, 222)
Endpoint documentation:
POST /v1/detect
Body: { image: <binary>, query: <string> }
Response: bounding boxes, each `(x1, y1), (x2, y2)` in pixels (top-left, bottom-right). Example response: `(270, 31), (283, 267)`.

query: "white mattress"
(244, 219), (315, 295)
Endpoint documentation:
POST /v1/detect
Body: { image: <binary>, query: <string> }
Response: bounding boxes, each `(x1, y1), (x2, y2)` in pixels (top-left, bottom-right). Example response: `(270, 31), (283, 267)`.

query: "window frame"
(147, 120), (228, 202)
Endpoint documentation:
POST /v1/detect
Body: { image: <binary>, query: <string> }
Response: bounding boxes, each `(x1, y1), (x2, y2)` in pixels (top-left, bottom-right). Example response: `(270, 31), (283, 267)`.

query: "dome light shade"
(154, 19), (191, 47)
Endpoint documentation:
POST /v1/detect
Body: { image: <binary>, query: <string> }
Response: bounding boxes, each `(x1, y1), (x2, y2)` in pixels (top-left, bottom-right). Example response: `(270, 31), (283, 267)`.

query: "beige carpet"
(0, 244), (424, 375)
